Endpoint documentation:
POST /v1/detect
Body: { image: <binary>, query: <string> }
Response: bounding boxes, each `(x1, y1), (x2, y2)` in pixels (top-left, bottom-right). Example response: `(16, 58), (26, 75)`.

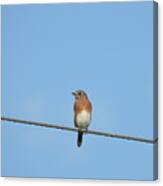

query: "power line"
(1, 116), (158, 144)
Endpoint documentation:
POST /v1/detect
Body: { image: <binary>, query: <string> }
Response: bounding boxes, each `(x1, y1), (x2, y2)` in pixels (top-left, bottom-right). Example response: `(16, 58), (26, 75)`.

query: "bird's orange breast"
(74, 98), (92, 116)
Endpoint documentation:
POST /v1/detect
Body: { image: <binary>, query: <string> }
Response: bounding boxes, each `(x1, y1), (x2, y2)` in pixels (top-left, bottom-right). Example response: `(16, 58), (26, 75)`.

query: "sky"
(1, 1), (157, 180)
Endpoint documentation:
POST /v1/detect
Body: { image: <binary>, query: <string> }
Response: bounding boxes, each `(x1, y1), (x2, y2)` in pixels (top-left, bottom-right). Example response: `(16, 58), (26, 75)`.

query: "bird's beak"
(72, 92), (76, 96)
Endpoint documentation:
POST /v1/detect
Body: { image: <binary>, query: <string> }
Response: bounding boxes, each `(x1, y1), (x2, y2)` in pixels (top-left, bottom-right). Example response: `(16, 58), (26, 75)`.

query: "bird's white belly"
(76, 110), (91, 129)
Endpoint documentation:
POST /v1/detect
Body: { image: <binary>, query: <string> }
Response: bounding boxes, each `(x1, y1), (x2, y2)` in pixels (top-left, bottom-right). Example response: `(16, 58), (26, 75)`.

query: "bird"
(72, 90), (92, 147)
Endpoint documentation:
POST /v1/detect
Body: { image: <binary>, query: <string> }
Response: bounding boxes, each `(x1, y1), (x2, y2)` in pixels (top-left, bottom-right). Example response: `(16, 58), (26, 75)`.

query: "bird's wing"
(74, 102), (78, 127)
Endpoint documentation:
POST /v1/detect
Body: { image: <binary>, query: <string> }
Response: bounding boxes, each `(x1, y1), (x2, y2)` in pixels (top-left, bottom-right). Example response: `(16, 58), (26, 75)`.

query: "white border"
(0, 0), (156, 5)
(0, 0), (162, 186)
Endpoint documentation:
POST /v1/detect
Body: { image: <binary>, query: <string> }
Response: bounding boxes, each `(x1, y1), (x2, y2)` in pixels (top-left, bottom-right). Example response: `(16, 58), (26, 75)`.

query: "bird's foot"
(84, 128), (88, 134)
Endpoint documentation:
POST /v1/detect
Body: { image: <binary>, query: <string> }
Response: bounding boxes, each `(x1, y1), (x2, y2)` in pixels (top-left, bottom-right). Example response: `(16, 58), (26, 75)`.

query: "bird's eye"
(78, 92), (81, 96)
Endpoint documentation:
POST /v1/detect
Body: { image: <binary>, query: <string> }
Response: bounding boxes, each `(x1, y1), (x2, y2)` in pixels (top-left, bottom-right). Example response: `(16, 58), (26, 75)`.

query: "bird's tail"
(77, 131), (83, 147)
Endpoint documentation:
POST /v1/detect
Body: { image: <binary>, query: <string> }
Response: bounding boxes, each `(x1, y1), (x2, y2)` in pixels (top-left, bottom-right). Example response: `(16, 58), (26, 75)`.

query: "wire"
(1, 116), (158, 144)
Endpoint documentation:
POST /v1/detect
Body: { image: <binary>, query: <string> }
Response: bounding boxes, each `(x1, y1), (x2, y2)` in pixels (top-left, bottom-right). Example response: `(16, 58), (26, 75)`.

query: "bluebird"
(72, 90), (92, 147)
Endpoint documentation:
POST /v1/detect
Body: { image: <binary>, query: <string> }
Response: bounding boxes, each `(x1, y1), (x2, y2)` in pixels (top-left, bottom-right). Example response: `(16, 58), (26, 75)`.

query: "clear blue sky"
(1, 1), (156, 180)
